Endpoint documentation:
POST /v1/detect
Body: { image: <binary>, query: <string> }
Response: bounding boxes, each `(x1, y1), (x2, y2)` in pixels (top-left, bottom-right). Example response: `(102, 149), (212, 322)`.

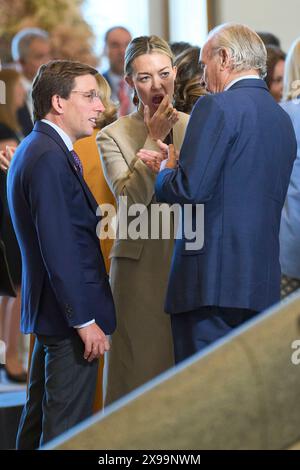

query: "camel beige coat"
(97, 110), (189, 404)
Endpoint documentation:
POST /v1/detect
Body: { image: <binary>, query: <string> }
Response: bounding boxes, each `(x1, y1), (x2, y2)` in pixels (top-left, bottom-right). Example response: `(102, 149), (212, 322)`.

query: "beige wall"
(148, 0), (169, 38)
(212, 0), (300, 52)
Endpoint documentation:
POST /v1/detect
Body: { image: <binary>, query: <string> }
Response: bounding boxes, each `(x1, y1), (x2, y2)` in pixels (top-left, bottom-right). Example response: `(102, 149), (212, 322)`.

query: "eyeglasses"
(71, 90), (102, 102)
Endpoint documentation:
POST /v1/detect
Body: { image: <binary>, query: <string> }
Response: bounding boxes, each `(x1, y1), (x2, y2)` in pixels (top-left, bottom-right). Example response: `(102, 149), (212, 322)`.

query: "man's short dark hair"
(104, 26), (131, 43)
(256, 32), (281, 48)
(32, 60), (99, 122)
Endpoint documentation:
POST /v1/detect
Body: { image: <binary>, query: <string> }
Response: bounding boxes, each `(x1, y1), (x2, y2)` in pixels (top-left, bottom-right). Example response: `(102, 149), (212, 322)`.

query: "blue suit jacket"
(17, 104), (33, 137)
(279, 100), (300, 279)
(7, 121), (116, 335)
(155, 79), (297, 314)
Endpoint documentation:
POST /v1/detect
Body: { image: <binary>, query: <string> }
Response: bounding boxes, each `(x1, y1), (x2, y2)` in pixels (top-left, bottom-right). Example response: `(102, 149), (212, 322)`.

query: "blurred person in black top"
(0, 67), (27, 382)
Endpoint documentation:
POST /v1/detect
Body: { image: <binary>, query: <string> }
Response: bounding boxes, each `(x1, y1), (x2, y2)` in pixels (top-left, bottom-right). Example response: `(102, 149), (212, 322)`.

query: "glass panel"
(82, 0), (149, 70)
(169, 0), (208, 47)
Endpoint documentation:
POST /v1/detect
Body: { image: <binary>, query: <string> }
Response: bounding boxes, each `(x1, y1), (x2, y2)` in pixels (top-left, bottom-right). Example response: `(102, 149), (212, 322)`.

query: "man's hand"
(76, 323), (110, 362)
(158, 141), (178, 170)
(144, 95), (179, 141)
(0, 146), (16, 172)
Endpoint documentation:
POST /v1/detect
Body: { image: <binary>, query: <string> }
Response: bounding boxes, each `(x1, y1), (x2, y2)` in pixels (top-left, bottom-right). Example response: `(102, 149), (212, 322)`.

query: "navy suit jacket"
(17, 104), (33, 137)
(102, 71), (111, 86)
(155, 79), (297, 314)
(7, 121), (116, 336)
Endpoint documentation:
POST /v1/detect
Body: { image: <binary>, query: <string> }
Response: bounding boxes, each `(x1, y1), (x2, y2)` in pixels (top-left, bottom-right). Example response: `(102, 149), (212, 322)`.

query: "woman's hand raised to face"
(144, 95), (179, 141)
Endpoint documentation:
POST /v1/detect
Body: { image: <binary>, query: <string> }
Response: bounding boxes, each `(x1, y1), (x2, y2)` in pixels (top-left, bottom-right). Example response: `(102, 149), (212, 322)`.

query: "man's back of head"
(201, 23), (267, 93)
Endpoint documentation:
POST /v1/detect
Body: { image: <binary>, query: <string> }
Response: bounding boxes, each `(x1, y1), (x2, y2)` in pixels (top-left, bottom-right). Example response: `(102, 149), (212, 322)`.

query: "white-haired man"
(141, 23), (297, 362)
(12, 28), (51, 135)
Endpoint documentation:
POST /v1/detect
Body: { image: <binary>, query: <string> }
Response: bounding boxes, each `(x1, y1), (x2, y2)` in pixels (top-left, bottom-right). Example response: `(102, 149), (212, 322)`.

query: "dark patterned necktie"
(70, 149), (83, 175)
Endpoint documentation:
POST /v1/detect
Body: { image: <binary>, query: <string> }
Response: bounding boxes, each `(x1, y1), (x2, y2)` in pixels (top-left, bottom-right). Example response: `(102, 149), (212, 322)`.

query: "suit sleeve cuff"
(74, 319), (95, 329)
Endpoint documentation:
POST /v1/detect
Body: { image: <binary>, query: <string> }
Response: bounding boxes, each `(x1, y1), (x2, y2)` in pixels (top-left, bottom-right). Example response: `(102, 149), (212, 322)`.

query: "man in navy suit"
(144, 24), (297, 363)
(7, 60), (116, 448)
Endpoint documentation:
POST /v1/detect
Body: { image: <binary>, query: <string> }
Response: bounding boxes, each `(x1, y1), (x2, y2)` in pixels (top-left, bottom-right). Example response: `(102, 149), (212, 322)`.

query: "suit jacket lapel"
(34, 121), (98, 213)
(67, 155), (98, 213)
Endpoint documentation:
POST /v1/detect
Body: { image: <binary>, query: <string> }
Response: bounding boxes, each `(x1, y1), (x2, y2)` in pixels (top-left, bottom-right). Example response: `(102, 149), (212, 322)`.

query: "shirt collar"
(41, 119), (73, 151)
(224, 75), (260, 91)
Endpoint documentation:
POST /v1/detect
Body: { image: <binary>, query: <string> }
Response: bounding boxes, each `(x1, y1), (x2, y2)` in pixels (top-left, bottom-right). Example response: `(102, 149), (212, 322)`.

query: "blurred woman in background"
(0, 68), (27, 382)
(173, 46), (206, 114)
(265, 45), (286, 102)
(279, 38), (300, 298)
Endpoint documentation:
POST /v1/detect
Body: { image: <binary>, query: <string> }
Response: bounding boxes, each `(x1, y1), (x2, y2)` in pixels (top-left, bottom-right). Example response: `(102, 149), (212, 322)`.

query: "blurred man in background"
(11, 27), (51, 136)
(102, 26), (134, 116)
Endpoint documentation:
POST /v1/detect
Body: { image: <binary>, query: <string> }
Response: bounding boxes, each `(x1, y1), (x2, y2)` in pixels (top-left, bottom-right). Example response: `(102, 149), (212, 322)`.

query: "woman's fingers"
(6, 145), (16, 159)
(137, 150), (164, 161)
(0, 151), (10, 172)
(158, 95), (169, 112)
(137, 152), (161, 173)
(137, 149), (158, 157)
(143, 104), (151, 127)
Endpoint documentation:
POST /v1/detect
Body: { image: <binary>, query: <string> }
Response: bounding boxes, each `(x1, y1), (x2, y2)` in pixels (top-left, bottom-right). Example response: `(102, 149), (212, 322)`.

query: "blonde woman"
(97, 35), (189, 404)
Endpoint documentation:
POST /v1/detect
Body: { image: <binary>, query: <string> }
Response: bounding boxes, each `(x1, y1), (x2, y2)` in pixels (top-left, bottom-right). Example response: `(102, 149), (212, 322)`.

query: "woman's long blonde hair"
(95, 73), (117, 128)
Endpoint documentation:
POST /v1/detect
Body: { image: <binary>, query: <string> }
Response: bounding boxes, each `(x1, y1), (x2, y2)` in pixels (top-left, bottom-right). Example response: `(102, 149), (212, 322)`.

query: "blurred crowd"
(0, 20), (300, 449)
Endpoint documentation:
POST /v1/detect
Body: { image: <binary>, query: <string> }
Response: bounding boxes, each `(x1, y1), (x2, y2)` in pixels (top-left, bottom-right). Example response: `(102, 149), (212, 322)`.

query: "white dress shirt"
(225, 75), (260, 91)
